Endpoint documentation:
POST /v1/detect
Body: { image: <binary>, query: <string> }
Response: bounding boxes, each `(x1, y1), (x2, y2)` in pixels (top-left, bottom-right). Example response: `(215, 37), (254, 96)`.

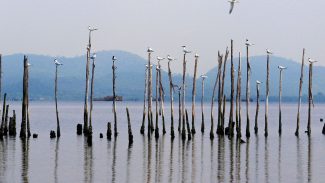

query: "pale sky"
(0, 0), (324, 75)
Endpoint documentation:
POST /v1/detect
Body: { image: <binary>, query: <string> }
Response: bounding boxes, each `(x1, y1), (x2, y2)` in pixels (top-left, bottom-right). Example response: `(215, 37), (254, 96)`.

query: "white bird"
(90, 53), (96, 60)
(228, 0), (239, 14)
(308, 58), (317, 64)
(27, 63), (32, 67)
(156, 66), (160, 70)
(266, 49), (273, 55)
(182, 46), (191, 54)
(147, 47), (154, 53)
(256, 80), (262, 84)
(245, 39), (254, 46)
(54, 59), (63, 66)
(195, 53), (199, 58)
(157, 56), (165, 61)
(167, 55), (176, 61)
(88, 26), (98, 32)
(278, 65), (287, 70)
(201, 75), (208, 79)
(112, 56), (117, 61)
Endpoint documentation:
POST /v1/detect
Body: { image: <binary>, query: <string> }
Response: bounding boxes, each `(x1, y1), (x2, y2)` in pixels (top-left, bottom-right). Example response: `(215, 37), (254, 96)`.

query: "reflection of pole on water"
(21, 139), (29, 183)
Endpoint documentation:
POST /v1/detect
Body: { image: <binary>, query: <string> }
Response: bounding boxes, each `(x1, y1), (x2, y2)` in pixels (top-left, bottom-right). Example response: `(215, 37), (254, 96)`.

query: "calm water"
(0, 101), (325, 183)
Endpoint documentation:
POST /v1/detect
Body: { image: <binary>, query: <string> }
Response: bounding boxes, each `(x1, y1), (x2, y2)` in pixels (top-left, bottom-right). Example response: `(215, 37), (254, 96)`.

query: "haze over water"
(0, 101), (324, 183)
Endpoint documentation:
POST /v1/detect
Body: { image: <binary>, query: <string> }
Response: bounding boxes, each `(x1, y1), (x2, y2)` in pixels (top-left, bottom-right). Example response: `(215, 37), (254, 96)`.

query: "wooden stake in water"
(200, 75), (207, 133)
(181, 46), (191, 140)
(20, 56), (28, 139)
(278, 65), (287, 135)
(245, 39), (253, 138)
(254, 80), (261, 134)
(54, 59), (63, 138)
(191, 53), (199, 134)
(88, 53), (96, 146)
(307, 58), (317, 136)
(295, 48), (305, 136)
(0, 93), (7, 137)
(157, 57), (166, 134)
(167, 56), (175, 139)
(27, 63), (31, 138)
(228, 40), (235, 137)
(140, 65), (148, 135)
(126, 107), (133, 145)
(112, 56), (118, 138)
(185, 109), (191, 140)
(0, 54), (2, 101)
(178, 86), (182, 133)
(265, 49), (272, 137)
(236, 53), (242, 138)
(155, 65), (160, 139)
(147, 48), (154, 137)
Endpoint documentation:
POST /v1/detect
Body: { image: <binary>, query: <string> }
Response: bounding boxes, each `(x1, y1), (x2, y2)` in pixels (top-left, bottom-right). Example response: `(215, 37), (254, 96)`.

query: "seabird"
(266, 49), (273, 55)
(147, 47), (154, 53)
(201, 75), (208, 79)
(228, 0), (239, 14)
(90, 53), (96, 60)
(245, 39), (254, 46)
(308, 58), (317, 64)
(112, 56), (117, 61)
(88, 26), (98, 32)
(278, 65), (287, 70)
(182, 46), (191, 54)
(157, 56), (165, 61)
(195, 53), (199, 58)
(54, 59), (63, 66)
(256, 80), (262, 84)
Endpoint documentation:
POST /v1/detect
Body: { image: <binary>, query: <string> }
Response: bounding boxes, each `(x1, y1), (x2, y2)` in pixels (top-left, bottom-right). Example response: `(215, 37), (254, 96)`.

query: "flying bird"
(245, 39), (254, 46)
(88, 26), (98, 32)
(278, 65), (287, 70)
(308, 58), (317, 64)
(256, 80), (262, 84)
(112, 56), (117, 61)
(147, 47), (154, 53)
(228, 0), (239, 14)
(54, 59), (63, 66)
(182, 46), (191, 54)
(266, 49), (273, 55)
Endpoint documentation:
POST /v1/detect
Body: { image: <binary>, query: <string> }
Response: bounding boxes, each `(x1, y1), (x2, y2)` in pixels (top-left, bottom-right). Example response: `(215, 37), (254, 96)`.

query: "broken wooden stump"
(107, 122), (112, 140)
(186, 109), (192, 141)
(126, 107), (133, 145)
(322, 123), (325, 135)
(4, 104), (9, 135)
(76, 123), (82, 135)
(99, 133), (103, 138)
(33, 134), (38, 138)
(9, 110), (16, 136)
(50, 130), (56, 138)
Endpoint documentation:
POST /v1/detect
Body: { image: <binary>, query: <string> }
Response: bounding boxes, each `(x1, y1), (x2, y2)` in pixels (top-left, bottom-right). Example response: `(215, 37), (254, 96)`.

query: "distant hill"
(1, 51), (324, 102)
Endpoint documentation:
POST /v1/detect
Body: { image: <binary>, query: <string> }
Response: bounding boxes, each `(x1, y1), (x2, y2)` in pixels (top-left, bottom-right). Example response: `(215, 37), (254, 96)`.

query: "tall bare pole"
(245, 39), (253, 138)
(211, 52), (223, 139)
(20, 56), (28, 139)
(295, 48), (305, 136)
(191, 53), (199, 134)
(83, 26), (97, 135)
(254, 81), (261, 134)
(181, 46), (191, 140)
(228, 39), (235, 137)
(88, 53), (96, 146)
(140, 65), (148, 134)
(235, 52), (242, 138)
(307, 58), (317, 136)
(54, 59), (63, 138)
(157, 57), (166, 134)
(167, 56), (175, 139)
(112, 56), (118, 138)
(26, 63), (31, 138)
(265, 49), (272, 137)
(278, 66), (287, 135)
(155, 65), (160, 139)
(147, 47), (154, 137)
(0, 54), (2, 102)
(178, 86), (181, 133)
(200, 75), (207, 133)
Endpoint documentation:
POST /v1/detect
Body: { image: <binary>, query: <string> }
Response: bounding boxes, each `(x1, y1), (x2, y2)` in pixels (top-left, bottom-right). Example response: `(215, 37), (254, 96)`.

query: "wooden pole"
(167, 60), (175, 139)
(200, 75), (207, 133)
(126, 107), (133, 145)
(265, 53), (270, 137)
(236, 53), (242, 138)
(246, 44), (251, 138)
(0, 54), (2, 102)
(20, 56), (28, 139)
(147, 49), (153, 137)
(55, 63), (61, 138)
(157, 61), (166, 135)
(112, 57), (118, 138)
(185, 109), (191, 140)
(87, 55), (96, 146)
(295, 49), (305, 136)
(254, 81), (261, 134)
(27, 63), (31, 138)
(181, 52), (187, 140)
(228, 39), (235, 137)
(307, 62), (314, 136)
(178, 86), (181, 133)
(0, 93), (6, 137)
(83, 44), (90, 135)
(4, 105), (9, 135)
(140, 65), (148, 134)
(155, 66), (160, 139)
(191, 54), (199, 134)
(278, 67), (286, 135)
(211, 52), (223, 139)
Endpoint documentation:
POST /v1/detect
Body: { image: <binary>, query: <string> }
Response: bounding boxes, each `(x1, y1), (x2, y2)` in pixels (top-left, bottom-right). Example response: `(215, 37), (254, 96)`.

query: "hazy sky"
(0, 0), (324, 74)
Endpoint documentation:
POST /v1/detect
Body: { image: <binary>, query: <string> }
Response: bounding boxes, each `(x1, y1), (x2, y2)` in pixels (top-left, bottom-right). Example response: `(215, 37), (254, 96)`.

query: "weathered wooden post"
(185, 109), (191, 140)
(4, 105), (9, 135)
(147, 47), (154, 137)
(83, 26), (97, 135)
(217, 48), (229, 135)
(106, 122), (112, 140)
(254, 81), (262, 134)
(245, 39), (254, 138)
(87, 53), (96, 146)
(278, 66), (287, 135)
(178, 86), (181, 133)
(0, 54), (2, 101)
(211, 52), (223, 139)
(157, 57), (166, 134)
(228, 39), (235, 137)
(265, 49), (272, 137)
(200, 75), (207, 133)
(155, 65), (160, 139)
(140, 65), (148, 134)
(126, 107), (133, 145)
(191, 53), (199, 134)
(54, 59), (63, 138)
(9, 110), (16, 136)
(167, 55), (175, 139)
(181, 46), (191, 140)
(307, 58), (317, 136)
(112, 56), (118, 138)
(20, 56), (28, 139)
(27, 63), (31, 138)
(235, 53), (242, 138)
(0, 93), (7, 137)
(295, 49), (305, 136)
